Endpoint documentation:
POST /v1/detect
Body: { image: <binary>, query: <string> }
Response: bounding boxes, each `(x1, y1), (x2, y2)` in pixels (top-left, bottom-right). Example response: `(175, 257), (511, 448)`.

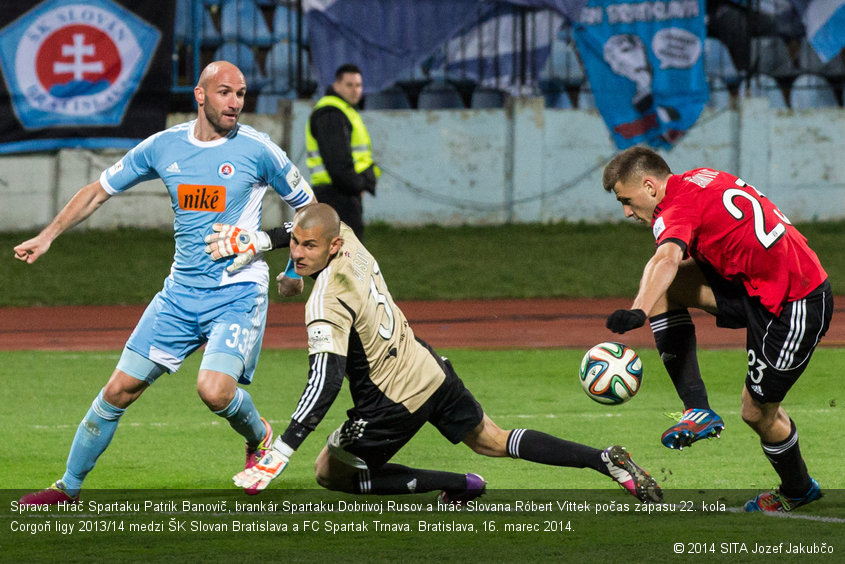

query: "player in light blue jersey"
(14, 61), (314, 504)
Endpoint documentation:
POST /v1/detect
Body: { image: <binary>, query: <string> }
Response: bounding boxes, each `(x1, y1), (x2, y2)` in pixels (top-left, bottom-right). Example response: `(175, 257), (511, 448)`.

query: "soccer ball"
(579, 342), (643, 405)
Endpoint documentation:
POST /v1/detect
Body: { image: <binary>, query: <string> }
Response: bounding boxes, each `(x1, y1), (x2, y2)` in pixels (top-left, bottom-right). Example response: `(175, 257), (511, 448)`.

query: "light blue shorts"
(117, 278), (268, 385)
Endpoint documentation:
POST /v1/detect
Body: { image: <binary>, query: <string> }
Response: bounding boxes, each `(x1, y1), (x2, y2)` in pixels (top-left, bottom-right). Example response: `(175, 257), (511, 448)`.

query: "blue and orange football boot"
(661, 408), (724, 450)
(745, 478), (822, 512)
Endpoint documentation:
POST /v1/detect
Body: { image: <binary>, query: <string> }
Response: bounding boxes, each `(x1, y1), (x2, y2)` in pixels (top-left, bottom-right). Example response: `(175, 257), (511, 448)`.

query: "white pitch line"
(37, 353), (121, 361)
(30, 420), (227, 431)
(726, 506), (845, 523)
(508, 413), (626, 419)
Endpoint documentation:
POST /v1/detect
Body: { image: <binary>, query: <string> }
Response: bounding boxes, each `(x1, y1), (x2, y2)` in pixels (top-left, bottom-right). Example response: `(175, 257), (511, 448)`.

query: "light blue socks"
(62, 390), (125, 496)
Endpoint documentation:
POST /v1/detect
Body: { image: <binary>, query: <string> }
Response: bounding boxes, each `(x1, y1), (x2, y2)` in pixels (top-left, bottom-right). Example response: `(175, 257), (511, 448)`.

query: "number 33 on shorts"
(225, 323), (250, 354)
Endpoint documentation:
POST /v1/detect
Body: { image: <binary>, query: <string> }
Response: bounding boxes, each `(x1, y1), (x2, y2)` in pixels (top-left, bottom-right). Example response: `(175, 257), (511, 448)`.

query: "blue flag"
(800, 0), (845, 62)
(427, 4), (565, 94)
(573, 0), (708, 150)
(304, 0), (586, 94)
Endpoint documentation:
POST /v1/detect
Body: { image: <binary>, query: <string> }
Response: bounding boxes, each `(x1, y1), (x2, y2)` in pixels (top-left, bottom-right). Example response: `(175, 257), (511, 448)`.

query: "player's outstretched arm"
(14, 181), (111, 264)
(233, 352), (345, 492)
(631, 241), (683, 314)
(607, 242), (683, 333)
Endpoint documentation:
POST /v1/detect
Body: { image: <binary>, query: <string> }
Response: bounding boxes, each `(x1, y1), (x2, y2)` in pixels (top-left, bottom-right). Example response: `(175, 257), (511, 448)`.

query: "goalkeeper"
(210, 203), (663, 504)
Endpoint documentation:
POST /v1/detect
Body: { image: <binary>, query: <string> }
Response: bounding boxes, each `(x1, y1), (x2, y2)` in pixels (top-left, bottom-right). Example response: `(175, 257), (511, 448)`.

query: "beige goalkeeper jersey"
(304, 224), (445, 414)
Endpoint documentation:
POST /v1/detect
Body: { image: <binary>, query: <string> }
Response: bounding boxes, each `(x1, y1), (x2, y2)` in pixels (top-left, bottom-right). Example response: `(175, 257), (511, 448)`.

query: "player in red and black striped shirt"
(602, 146), (832, 513)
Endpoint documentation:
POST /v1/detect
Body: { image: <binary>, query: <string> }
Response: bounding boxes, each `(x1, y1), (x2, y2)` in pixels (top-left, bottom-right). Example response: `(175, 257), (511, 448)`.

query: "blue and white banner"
(573, 0), (708, 150)
(305, 0), (487, 93)
(0, 0), (172, 154)
(429, 5), (565, 94)
(799, 0), (845, 62)
(304, 0), (585, 94)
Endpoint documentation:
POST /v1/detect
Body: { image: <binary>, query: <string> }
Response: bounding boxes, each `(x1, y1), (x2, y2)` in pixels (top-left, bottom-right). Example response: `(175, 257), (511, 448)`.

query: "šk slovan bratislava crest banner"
(0, 0), (173, 154)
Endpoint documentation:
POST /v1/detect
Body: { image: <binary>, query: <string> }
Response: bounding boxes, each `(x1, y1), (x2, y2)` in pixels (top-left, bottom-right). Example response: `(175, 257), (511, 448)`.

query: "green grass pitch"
(3, 220), (843, 305)
(1, 348), (842, 562)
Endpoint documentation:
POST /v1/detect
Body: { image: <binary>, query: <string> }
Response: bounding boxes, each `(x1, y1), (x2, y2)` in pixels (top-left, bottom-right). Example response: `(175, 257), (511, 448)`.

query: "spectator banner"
(304, 0), (586, 94)
(573, 0), (707, 149)
(800, 0), (845, 62)
(428, 4), (566, 95)
(0, 0), (173, 154)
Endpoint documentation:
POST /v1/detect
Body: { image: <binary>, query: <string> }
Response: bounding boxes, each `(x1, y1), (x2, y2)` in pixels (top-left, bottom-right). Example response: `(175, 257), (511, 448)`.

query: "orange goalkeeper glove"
(204, 223), (272, 273)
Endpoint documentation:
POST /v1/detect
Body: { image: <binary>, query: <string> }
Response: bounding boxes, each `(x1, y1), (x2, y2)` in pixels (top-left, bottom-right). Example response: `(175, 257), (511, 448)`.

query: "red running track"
(2, 298), (844, 351)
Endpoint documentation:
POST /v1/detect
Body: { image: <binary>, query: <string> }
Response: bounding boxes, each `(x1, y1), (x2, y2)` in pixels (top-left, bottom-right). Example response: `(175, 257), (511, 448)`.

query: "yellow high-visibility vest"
(305, 95), (380, 186)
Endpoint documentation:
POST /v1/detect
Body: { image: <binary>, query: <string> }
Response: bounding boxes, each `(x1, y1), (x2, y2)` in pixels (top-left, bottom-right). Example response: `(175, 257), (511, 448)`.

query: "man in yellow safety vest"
(305, 64), (380, 239)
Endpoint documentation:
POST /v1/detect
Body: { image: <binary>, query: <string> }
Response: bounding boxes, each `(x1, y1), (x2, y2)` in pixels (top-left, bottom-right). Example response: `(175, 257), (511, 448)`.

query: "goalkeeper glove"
(232, 438), (294, 494)
(205, 223), (272, 273)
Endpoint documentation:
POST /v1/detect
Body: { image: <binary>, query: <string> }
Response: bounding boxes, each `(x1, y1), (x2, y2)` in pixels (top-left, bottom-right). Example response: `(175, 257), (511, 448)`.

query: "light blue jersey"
(45, 120), (307, 498)
(100, 120), (314, 289)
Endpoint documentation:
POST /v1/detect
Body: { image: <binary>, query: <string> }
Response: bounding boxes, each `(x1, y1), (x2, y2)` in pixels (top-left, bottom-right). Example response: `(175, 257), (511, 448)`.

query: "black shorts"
(703, 267), (833, 403)
(326, 340), (484, 470)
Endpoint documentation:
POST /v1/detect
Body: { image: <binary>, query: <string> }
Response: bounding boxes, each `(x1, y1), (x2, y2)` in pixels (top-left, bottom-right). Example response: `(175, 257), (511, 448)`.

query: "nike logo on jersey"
(166, 162), (181, 173)
(177, 184), (225, 212)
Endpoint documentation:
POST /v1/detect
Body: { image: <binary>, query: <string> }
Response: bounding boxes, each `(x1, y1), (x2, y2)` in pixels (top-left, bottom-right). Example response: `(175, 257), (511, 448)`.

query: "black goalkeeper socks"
(506, 429), (608, 476)
(354, 463), (467, 494)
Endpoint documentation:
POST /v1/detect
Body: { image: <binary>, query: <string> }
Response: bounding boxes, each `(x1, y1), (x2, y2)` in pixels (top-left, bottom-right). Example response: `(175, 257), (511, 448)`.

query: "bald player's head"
(197, 61), (245, 90)
(293, 203), (341, 241)
(193, 61), (247, 140)
(289, 204), (343, 277)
